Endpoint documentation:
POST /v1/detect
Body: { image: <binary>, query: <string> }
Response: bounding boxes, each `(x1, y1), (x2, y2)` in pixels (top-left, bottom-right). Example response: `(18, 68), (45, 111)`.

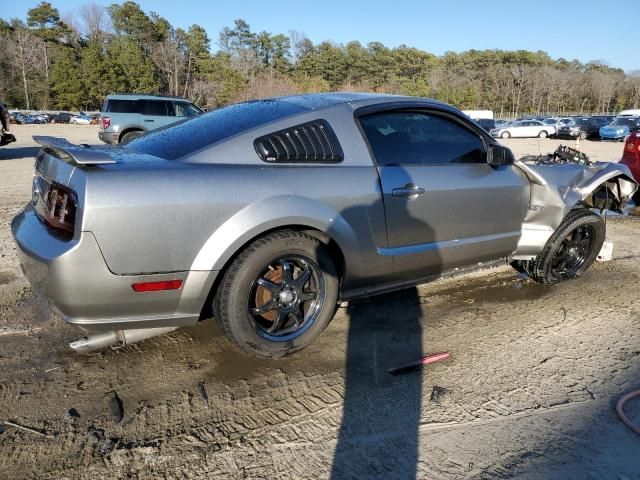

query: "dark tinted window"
(142, 100), (170, 116)
(360, 111), (484, 166)
(107, 99), (140, 114)
(126, 100), (307, 160)
(476, 118), (496, 130)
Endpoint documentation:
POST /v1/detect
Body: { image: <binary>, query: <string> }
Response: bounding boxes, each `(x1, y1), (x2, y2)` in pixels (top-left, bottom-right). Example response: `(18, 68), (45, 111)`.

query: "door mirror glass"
(488, 144), (515, 167)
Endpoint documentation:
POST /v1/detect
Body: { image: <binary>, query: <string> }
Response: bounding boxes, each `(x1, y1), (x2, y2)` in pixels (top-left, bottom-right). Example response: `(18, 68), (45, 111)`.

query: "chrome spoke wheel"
(248, 255), (325, 341)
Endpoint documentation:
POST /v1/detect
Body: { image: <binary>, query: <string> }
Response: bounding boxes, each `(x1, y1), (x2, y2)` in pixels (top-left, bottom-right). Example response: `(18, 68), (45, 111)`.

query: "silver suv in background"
(98, 94), (203, 144)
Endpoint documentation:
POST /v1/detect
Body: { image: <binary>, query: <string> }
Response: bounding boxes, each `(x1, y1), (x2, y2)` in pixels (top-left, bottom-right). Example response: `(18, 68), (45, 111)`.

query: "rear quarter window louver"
(254, 120), (343, 163)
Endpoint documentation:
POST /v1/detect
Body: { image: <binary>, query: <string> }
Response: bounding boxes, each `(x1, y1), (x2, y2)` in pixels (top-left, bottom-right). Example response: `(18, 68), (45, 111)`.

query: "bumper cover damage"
(512, 146), (637, 260)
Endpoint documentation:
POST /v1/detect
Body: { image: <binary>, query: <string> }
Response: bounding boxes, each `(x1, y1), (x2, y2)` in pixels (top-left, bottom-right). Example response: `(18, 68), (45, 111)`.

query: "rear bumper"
(11, 205), (216, 331)
(98, 130), (119, 144)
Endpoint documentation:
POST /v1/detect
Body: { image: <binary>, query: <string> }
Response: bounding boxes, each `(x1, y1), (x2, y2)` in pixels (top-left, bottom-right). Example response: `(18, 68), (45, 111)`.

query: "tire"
(213, 230), (340, 358)
(501, 131), (511, 139)
(120, 131), (143, 144)
(538, 130), (548, 139)
(579, 131), (588, 140)
(511, 209), (605, 284)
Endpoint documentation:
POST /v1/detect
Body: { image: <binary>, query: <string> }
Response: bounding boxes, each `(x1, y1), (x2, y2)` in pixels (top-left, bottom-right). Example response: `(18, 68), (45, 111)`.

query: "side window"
(107, 99), (139, 114)
(142, 100), (169, 116)
(173, 101), (200, 118)
(359, 111), (485, 166)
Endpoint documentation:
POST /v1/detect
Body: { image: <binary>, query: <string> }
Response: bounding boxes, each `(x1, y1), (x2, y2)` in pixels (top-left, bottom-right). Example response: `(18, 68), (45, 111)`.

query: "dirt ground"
(0, 125), (639, 479)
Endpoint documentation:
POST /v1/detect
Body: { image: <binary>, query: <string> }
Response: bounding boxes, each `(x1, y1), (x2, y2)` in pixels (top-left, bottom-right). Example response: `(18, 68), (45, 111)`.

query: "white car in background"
(491, 120), (556, 139)
(70, 113), (93, 125)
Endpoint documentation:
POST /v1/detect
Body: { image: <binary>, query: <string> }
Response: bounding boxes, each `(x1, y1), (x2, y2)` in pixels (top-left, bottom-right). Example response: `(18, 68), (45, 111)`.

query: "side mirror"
(488, 144), (515, 167)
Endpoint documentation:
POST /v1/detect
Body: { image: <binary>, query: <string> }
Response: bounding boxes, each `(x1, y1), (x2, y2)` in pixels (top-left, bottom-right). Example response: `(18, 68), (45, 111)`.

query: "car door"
(527, 121), (541, 137)
(511, 121), (527, 137)
(140, 100), (173, 130)
(359, 109), (529, 282)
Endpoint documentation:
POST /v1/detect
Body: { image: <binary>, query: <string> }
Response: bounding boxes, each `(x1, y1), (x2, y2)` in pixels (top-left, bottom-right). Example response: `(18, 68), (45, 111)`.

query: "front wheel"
(538, 130), (548, 139)
(213, 230), (339, 358)
(501, 131), (511, 139)
(511, 209), (605, 284)
(579, 131), (588, 140)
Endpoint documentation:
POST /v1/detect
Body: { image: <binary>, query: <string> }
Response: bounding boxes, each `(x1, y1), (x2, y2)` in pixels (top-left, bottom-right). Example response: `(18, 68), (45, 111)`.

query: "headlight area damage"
(513, 146), (638, 261)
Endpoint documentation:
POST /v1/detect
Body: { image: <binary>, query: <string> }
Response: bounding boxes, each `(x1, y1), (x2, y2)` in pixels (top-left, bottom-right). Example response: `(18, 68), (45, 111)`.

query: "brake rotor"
(255, 265), (282, 322)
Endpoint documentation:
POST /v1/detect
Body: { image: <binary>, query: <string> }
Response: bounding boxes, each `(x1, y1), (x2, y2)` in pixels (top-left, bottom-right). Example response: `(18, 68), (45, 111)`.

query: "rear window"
(125, 100), (307, 160)
(107, 99), (140, 114)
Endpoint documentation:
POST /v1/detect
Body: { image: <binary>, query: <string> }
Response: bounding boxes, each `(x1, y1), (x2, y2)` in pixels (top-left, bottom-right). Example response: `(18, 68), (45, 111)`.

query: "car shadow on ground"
(0, 146), (39, 160)
(330, 166), (438, 479)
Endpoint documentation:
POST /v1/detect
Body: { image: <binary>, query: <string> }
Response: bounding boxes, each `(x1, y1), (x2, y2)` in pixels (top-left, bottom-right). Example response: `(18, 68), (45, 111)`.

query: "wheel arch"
(198, 224), (347, 321)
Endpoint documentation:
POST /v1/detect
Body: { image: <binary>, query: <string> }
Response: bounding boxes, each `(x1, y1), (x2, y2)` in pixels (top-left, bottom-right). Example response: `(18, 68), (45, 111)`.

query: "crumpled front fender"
(512, 161), (638, 260)
(574, 162), (637, 211)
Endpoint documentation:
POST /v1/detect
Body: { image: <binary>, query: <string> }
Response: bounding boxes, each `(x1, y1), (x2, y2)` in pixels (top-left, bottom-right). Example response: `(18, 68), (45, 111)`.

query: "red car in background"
(621, 131), (640, 203)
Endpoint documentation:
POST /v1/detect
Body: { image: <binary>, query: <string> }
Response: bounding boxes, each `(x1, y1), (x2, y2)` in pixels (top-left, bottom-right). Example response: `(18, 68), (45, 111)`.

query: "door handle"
(392, 184), (425, 198)
(144, 119), (155, 122)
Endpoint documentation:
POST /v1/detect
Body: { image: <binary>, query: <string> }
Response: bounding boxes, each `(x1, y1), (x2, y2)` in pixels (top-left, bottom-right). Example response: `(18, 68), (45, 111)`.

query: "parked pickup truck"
(11, 93), (637, 358)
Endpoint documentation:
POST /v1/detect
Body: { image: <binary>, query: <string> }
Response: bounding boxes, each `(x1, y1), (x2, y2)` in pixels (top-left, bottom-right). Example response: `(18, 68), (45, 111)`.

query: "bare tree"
(76, 2), (112, 44)
(5, 29), (44, 110)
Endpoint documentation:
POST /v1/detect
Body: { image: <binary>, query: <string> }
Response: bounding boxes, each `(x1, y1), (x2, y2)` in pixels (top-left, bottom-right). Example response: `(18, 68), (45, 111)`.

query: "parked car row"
(487, 113), (640, 141)
(9, 111), (98, 125)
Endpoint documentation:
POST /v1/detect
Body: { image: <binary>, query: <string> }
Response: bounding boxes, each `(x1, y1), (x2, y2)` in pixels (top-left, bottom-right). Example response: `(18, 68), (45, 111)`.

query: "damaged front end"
(512, 146), (637, 260)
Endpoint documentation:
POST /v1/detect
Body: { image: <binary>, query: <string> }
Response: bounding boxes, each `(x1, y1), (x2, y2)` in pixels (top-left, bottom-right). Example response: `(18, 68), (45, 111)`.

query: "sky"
(4, 0), (639, 72)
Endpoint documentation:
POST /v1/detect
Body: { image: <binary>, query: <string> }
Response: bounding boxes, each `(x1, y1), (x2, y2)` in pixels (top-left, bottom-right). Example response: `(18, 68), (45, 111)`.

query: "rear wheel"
(120, 131), (144, 144)
(579, 131), (588, 140)
(538, 130), (548, 139)
(213, 230), (339, 358)
(501, 131), (511, 139)
(510, 209), (605, 284)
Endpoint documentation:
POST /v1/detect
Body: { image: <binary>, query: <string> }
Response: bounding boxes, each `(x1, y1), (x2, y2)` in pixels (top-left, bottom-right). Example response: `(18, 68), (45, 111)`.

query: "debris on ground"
(64, 408), (81, 422)
(87, 426), (117, 455)
(198, 382), (209, 409)
(3, 420), (52, 438)
(388, 352), (450, 375)
(597, 240), (614, 262)
(106, 391), (124, 423)
(430, 386), (450, 404)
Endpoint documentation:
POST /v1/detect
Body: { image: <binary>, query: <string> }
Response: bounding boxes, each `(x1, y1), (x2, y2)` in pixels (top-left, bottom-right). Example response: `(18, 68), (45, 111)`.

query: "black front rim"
(550, 225), (595, 279)
(248, 255), (325, 342)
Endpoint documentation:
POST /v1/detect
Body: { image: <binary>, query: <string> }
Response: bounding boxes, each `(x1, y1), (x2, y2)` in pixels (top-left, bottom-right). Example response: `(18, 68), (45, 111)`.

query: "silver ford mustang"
(11, 93), (637, 358)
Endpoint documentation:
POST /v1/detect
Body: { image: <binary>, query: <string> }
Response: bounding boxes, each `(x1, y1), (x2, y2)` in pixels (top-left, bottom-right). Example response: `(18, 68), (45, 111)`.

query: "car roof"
(106, 94), (192, 102)
(264, 92), (450, 111)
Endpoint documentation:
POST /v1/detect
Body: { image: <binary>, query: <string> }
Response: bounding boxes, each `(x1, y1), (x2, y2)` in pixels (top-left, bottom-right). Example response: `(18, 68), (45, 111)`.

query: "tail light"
(34, 178), (77, 236)
(101, 116), (110, 129)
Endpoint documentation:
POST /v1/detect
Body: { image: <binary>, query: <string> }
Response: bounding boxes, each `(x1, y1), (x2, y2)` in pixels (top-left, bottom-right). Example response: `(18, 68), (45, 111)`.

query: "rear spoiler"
(33, 136), (117, 165)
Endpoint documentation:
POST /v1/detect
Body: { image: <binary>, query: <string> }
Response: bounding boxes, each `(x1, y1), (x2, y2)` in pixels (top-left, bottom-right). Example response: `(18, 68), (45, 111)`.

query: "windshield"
(609, 117), (636, 127)
(568, 118), (589, 126)
(125, 99), (307, 160)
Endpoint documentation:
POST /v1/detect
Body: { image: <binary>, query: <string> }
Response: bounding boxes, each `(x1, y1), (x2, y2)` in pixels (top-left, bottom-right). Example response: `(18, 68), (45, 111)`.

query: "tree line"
(2, 1), (639, 118)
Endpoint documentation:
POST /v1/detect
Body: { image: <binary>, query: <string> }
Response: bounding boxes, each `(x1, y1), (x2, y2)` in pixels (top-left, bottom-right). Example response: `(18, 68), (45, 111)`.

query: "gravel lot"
(0, 124), (638, 479)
